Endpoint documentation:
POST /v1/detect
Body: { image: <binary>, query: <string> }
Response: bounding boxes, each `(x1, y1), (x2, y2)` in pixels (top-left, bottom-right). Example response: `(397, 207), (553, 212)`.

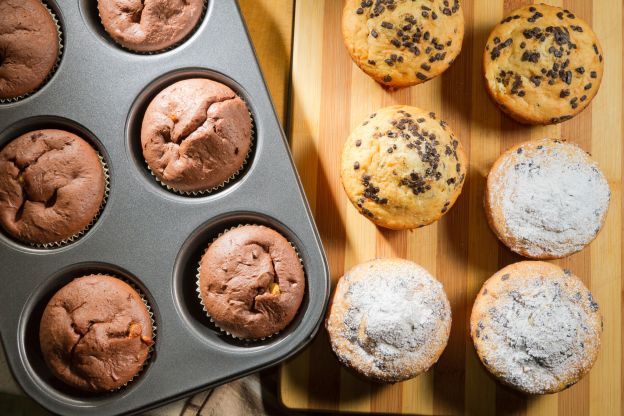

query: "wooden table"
(279, 1), (623, 415)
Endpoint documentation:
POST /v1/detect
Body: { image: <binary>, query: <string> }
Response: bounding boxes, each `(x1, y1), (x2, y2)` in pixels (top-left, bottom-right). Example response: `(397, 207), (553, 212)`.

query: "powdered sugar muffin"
(326, 258), (451, 382)
(470, 261), (602, 394)
(341, 105), (467, 230)
(342, 0), (464, 88)
(485, 138), (610, 259)
(483, 4), (603, 124)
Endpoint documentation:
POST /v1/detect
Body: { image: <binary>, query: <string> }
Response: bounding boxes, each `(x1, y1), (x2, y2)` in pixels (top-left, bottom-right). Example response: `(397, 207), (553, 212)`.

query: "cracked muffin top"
(97, 0), (204, 53)
(198, 225), (305, 340)
(141, 78), (252, 193)
(0, 0), (60, 100)
(40, 275), (154, 392)
(0, 129), (106, 245)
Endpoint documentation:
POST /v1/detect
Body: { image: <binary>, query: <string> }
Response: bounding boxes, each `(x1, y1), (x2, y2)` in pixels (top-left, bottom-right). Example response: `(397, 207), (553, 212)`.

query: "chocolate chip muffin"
(98, 0), (204, 53)
(141, 78), (252, 193)
(0, 0), (60, 100)
(483, 4), (603, 124)
(198, 225), (305, 340)
(0, 130), (106, 246)
(342, 0), (464, 88)
(485, 138), (610, 259)
(471, 262), (602, 394)
(40, 275), (154, 392)
(326, 258), (451, 383)
(341, 105), (467, 230)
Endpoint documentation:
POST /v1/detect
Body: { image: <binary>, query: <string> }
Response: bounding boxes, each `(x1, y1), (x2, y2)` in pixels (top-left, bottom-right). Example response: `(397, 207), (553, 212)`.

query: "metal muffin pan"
(0, 1), (330, 415)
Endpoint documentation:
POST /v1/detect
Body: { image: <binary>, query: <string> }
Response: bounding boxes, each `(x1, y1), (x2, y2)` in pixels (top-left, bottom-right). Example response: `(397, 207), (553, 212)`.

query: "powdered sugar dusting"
(475, 270), (601, 394)
(336, 260), (451, 381)
(490, 140), (610, 258)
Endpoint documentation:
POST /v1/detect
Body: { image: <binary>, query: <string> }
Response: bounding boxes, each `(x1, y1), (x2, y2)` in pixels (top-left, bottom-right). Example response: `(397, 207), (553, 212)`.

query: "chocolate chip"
(501, 274), (510, 281)
(353, 162), (360, 170)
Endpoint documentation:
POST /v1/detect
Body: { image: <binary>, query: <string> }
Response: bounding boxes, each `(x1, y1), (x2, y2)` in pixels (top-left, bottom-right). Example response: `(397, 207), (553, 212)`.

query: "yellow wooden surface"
(280, 0), (623, 415)
(239, 0), (294, 123)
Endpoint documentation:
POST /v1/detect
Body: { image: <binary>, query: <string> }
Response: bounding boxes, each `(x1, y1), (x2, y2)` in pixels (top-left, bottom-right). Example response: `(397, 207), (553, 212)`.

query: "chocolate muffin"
(141, 78), (252, 193)
(98, 0), (204, 53)
(40, 275), (154, 392)
(0, 0), (60, 100)
(198, 225), (305, 340)
(0, 130), (106, 246)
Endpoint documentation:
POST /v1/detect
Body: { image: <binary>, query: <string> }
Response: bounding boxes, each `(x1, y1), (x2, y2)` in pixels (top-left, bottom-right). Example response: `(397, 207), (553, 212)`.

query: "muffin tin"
(0, 1), (329, 415)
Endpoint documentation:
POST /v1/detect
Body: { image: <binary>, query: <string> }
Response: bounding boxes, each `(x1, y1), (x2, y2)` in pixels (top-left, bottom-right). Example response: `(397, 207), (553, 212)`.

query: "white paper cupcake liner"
(0, 1), (64, 104)
(86, 273), (157, 392)
(32, 152), (110, 249)
(195, 224), (305, 342)
(147, 106), (255, 197)
(98, 0), (208, 55)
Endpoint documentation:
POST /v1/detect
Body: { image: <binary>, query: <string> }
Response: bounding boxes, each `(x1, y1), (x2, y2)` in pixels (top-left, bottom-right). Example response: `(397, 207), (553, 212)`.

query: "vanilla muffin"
(341, 105), (467, 230)
(485, 138), (610, 259)
(326, 258), (451, 383)
(470, 261), (602, 394)
(483, 4), (603, 124)
(342, 0), (464, 88)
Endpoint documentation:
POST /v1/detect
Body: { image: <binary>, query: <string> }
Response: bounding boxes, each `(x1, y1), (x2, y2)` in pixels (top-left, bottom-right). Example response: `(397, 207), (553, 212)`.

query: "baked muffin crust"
(0, 129), (106, 245)
(40, 275), (154, 392)
(483, 4), (603, 124)
(198, 225), (305, 340)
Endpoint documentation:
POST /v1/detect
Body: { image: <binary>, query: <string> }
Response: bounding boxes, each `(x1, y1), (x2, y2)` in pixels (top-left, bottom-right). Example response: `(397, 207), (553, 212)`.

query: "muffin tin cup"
(97, 0), (208, 55)
(145, 107), (255, 197)
(0, 1), (64, 105)
(30, 152), (110, 249)
(195, 224), (305, 342)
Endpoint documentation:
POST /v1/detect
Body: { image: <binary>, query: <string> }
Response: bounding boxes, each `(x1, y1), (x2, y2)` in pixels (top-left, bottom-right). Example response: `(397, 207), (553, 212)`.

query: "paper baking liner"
(32, 153), (110, 249)
(146, 105), (255, 197)
(85, 273), (157, 392)
(0, 1), (64, 104)
(195, 224), (305, 342)
(98, 0), (208, 55)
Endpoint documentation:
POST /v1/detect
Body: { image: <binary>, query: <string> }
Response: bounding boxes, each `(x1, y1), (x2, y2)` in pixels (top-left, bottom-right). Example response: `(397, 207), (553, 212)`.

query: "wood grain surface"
(279, 0), (623, 415)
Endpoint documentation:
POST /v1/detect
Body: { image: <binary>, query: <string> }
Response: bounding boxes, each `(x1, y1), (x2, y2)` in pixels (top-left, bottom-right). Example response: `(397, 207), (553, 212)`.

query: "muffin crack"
(165, 96), (237, 146)
(7, 141), (76, 223)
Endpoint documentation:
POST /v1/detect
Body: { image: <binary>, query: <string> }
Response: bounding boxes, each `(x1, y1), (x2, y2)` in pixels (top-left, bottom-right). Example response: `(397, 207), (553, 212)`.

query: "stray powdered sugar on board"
(473, 264), (602, 394)
(328, 259), (451, 382)
(489, 139), (610, 258)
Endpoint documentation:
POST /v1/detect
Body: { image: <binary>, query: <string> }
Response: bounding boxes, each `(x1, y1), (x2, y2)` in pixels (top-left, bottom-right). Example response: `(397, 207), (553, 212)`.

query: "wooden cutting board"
(279, 0), (622, 415)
